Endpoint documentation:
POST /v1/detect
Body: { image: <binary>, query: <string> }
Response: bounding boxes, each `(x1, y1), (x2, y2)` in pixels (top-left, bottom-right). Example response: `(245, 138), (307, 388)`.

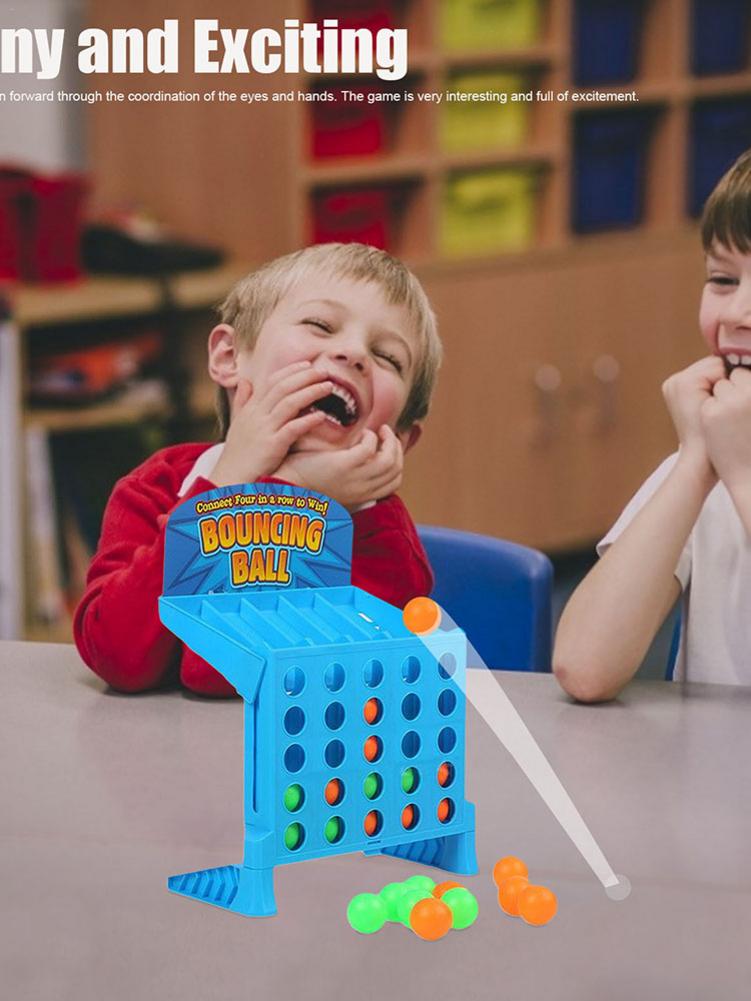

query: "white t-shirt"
(597, 453), (751, 685)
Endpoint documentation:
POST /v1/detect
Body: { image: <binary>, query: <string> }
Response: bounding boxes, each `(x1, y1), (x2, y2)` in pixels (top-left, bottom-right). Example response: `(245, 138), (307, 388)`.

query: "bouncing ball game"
(159, 483), (477, 917)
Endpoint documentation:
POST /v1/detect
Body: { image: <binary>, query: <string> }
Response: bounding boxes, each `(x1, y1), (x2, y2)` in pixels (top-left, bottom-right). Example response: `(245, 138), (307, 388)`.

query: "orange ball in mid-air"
(409, 896), (453, 941)
(497, 875), (529, 916)
(402, 596), (442, 636)
(432, 880), (462, 898)
(493, 855), (529, 887)
(518, 885), (557, 926)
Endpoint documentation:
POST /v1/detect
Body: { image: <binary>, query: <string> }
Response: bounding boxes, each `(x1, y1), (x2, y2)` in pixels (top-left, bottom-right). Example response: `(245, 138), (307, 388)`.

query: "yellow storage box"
(439, 168), (538, 256)
(441, 72), (530, 151)
(440, 0), (542, 50)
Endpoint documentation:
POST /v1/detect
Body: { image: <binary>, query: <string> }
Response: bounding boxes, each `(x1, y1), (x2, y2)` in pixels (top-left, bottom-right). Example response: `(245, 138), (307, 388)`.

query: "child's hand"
(662, 356), (725, 476)
(209, 362), (333, 487)
(701, 366), (751, 494)
(275, 425), (404, 511)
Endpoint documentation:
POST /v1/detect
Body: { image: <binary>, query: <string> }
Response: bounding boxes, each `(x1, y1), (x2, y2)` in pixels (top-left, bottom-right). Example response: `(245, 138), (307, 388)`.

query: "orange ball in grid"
(363, 698), (379, 724)
(518, 885), (558, 926)
(409, 896), (453, 941)
(363, 736), (380, 761)
(493, 855), (529, 887)
(497, 875), (530, 916)
(402, 596), (442, 636)
(433, 880), (463, 898)
(324, 779), (341, 806)
(363, 811), (379, 836)
(437, 798), (452, 822)
(437, 762), (451, 787)
(401, 805), (415, 829)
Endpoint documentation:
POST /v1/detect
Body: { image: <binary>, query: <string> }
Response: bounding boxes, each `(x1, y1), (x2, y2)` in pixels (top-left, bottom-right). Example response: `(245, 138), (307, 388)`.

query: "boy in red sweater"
(74, 243), (442, 696)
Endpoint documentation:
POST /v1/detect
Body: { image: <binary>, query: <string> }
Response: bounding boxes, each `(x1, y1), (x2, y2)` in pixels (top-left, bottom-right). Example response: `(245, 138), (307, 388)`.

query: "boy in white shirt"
(554, 150), (751, 700)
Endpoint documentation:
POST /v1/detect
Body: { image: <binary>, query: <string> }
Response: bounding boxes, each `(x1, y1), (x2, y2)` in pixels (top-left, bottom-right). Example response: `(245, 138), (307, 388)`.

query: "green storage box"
(440, 0), (542, 50)
(441, 72), (530, 151)
(439, 168), (538, 256)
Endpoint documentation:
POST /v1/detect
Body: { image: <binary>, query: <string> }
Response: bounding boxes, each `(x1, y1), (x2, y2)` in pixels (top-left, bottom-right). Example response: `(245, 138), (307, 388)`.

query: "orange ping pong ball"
(402, 596), (441, 636)
(324, 779), (341, 806)
(518, 884), (558, 926)
(409, 896), (453, 941)
(433, 880), (463, 898)
(363, 698), (379, 724)
(497, 875), (529, 916)
(493, 855), (529, 887)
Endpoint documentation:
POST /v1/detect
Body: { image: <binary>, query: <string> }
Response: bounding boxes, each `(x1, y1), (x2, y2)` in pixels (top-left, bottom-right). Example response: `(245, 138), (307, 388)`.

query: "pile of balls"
(493, 855), (557, 926)
(347, 874), (479, 941)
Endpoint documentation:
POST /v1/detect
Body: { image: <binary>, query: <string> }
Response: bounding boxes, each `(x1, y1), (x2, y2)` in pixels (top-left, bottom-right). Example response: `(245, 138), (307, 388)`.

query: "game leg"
(168, 863), (277, 916)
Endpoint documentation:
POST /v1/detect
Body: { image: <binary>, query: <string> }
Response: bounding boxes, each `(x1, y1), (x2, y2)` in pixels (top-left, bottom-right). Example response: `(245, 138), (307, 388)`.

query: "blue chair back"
(417, 525), (553, 672)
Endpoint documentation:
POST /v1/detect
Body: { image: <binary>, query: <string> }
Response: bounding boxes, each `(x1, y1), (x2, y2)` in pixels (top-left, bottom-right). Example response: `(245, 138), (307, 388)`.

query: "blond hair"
(701, 148), (751, 253)
(215, 243), (441, 437)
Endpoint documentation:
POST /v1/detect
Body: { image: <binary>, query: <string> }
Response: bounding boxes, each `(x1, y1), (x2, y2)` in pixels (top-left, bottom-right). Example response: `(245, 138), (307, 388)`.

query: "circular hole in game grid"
(363, 659), (384, 688)
(438, 653), (457, 680)
(324, 701), (345, 731)
(284, 743), (306, 773)
(283, 666), (305, 696)
(401, 693), (421, 721)
(401, 730), (421, 759)
(401, 656), (421, 684)
(363, 771), (383, 800)
(438, 727), (457, 754)
(283, 783), (305, 813)
(401, 803), (420, 830)
(363, 697), (383, 724)
(324, 662), (345, 693)
(324, 816), (345, 844)
(325, 777), (345, 806)
(283, 706), (305, 736)
(437, 761), (455, 788)
(364, 809), (383, 837)
(325, 739), (345, 768)
(284, 822), (305, 851)
(437, 797), (455, 824)
(363, 735), (383, 763)
(438, 689), (457, 717)
(401, 766), (420, 793)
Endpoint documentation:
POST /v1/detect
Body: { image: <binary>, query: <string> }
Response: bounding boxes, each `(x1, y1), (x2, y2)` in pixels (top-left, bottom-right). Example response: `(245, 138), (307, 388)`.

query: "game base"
(168, 821), (478, 917)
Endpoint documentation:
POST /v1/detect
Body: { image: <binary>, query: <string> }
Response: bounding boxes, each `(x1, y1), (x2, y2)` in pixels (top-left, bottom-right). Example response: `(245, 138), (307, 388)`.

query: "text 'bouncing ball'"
(346, 893), (388, 934)
(402, 596), (442, 636)
(409, 897), (453, 941)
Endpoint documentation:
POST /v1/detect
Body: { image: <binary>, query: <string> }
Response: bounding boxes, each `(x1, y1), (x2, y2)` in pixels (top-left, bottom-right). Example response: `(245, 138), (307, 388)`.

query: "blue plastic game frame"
(159, 484), (477, 916)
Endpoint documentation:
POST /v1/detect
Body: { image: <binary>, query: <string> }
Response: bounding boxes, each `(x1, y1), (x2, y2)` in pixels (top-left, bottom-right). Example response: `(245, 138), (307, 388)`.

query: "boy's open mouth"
(304, 383), (359, 427)
(722, 352), (751, 374)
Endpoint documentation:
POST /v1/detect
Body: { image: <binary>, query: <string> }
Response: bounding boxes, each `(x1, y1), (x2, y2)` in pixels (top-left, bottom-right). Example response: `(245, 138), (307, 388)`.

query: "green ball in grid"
(401, 767), (418, 793)
(284, 822), (303, 850)
(395, 887), (432, 926)
(403, 874), (436, 894)
(379, 881), (408, 921)
(363, 772), (381, 800)
(443, 887), (479, 929)
(283, 783), (304, 812)
(324, 817), (342, 844)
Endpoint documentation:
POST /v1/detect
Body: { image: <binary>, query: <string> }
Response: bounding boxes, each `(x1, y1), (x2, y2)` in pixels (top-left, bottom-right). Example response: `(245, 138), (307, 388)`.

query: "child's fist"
(662, 355), (726, 464)
(275, 425), (404, 511)
(701, 365), (751, 494)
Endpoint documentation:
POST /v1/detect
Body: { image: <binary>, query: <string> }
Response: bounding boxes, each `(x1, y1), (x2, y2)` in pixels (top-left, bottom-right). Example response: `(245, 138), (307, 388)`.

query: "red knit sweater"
(74, 443), (433, 696)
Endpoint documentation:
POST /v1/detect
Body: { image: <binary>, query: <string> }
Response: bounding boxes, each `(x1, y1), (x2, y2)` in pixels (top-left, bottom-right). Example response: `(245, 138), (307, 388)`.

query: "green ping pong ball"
(363, 773), (379, 799)
(396, 888), (432, 926)
(401, 768), (417, 793)
(403, 874), (436, 893)
(284, 823), (303, 850)
(283, 784), (303, 812)
(442, 887), (479, 930)
(324, 817), (341, 843)
(379, 882), (408, 921)
(347, 893), (387, 934)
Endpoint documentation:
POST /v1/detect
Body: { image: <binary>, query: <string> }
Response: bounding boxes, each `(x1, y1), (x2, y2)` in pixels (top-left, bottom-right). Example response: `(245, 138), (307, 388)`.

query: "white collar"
(178, 442), (224, 497)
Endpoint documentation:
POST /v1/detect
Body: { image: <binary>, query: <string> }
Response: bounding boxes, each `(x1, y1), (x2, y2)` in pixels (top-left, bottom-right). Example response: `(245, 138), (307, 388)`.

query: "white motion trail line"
(426, 615), (630, 899)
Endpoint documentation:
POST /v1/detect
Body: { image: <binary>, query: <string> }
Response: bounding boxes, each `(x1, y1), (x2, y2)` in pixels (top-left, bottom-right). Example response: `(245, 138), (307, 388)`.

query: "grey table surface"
(2, 640), (750, 1001)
